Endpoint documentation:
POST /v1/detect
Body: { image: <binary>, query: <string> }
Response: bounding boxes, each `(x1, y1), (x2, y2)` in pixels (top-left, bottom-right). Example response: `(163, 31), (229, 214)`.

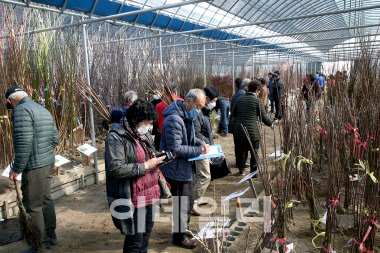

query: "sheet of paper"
(54, 155), (71, 167)
(286, 243), (294, 253)
(2, 163), (21, 181)
(269, 150), (284, 157)
(322, 211), (327, 224)
(207, 145), (220, 156)
(77, 143), (97, 156)
(236, 171), (258, 185)
(196, 220), (231, 239)
(222, 187), (250, 202)
(196, 228), (229, 239)
(188, 144), (223, 161)
(349, 174), (359, 181)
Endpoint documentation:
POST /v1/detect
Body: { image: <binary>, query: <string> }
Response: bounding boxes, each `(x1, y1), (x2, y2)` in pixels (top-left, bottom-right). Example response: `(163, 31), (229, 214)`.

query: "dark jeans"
(154, 132), (161, 151)
(21, 163), (56, 248)
(234, 139), (259, 173)
(166, 178), (194, 243)
(218, 102), (230, 134)
(273, 95), (281, 119)
(269, 99), (274, 112)
(124, 204), (155, 253)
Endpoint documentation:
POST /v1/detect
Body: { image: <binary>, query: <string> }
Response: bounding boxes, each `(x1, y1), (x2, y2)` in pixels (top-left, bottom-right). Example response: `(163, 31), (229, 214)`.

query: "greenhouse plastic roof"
(2, 0), (380, 62)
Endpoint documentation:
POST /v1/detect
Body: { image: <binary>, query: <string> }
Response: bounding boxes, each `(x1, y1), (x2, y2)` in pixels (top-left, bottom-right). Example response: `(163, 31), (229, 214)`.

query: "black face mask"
(6, 101), (13, 110)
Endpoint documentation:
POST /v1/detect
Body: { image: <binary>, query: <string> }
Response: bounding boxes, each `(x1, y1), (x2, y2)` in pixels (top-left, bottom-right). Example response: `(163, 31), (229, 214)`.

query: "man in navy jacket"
(160, 89), (209, 249)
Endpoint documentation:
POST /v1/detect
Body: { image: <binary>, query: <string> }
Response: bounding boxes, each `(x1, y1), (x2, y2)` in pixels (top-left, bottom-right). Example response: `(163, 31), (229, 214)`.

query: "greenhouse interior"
(0, 0), (379, 252)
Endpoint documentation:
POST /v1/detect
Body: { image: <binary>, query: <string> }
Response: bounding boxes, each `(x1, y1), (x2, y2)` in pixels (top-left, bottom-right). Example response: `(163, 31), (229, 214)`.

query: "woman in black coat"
(232, 80), (274, 176)
(105, 100), (166, 253)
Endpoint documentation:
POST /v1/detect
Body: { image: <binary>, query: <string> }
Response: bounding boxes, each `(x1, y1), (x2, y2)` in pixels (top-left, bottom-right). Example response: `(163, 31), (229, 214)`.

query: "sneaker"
(220, 132), (228, 137)
(49, 235), (58, 246)
(173, 238), (197, 249)
(239, 170), (245, 176)
(21, 247), (52, 253)
(251, 170), (259, 178)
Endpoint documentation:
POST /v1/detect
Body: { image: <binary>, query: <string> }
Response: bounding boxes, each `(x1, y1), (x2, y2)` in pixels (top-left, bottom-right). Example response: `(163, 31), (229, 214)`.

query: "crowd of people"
(5, 69), (336, 253)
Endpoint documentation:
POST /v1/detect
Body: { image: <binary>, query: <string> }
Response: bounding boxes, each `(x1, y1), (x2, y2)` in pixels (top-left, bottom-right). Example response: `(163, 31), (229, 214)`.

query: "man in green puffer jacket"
(232, 80), (274, 176)
(6, 86), (59, 253)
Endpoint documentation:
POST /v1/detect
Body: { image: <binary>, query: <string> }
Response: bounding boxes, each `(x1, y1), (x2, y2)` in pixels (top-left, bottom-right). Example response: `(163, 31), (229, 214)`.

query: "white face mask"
(206, 102), (216, 110)
(153, 95), (160, 100)
(137, 125), (149, 135)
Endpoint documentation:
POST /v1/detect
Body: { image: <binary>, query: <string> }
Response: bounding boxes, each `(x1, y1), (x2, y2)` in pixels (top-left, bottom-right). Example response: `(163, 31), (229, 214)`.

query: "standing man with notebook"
(192, 86), (219, 215)
(159, 89), (209, 249)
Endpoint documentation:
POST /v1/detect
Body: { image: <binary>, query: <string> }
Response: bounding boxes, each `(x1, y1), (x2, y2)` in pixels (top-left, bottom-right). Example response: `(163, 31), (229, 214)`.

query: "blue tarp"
(31, 0), (289, 51)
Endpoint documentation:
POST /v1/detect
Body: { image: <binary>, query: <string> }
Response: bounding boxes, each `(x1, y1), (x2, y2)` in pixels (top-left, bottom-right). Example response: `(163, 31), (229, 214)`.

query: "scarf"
(121, 117), (156, 159)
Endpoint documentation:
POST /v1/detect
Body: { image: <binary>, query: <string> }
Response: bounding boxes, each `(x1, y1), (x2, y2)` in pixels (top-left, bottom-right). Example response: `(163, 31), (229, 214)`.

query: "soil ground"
(0, 117), (280, 253)
(1, 113), (379, 252)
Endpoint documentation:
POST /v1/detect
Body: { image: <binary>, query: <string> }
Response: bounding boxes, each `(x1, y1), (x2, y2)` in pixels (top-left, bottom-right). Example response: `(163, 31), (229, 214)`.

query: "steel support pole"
(159, 35), (163, 71)
(232, 48), (235, 95)
(295, 58), (297, 88)
(82, 23), (99, 184)
(292, 56), (295, 86)
(267, 51), (269, 75)
(252, 51), (255, 78)
(287, 55), (290, 86)
(203, 43), (206, 87)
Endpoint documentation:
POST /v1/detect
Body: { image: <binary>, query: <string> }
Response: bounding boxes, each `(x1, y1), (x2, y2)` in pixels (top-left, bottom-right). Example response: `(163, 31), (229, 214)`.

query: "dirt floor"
(0, 116), (281, 253)
(2, 113), (378, 253)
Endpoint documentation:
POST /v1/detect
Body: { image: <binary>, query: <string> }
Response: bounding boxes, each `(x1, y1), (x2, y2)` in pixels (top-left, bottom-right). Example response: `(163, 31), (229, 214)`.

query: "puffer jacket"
(229, 83), (247, 133)
(159, 100), (203, 182)
(231, 82), (247, 111)
(272, 78), (285, 99)
(267, 78), (273, 100)
(105, 123), (158, 235)
(11, 97), (59, 173)
(232, 92), (272, 142)
(194, 107), (214, 145)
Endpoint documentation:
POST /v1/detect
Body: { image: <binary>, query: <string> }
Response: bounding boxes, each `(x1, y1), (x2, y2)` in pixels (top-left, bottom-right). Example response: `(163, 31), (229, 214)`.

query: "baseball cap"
(5, 86), (25, 99)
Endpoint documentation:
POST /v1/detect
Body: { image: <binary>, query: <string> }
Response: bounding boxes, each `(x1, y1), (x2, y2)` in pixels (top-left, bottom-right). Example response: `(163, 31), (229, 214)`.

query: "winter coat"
(11, 97), (59, 173)
(159, 100), (203, 182)
(258, 85), (269, 107)
(194, 107), (214, 145)
(105, 123), (158, 235)
(102, 104), (130, 130)
(229, 83), (247, 133)
(267, 78), (273, 100)
(231, 82), (247, 111)
(317, 75), (324, 87)
(232, 92), (272, 143)
(156, 95), (183, 133)
(272, 78), (285, 99)
(302, 81), (320, 100)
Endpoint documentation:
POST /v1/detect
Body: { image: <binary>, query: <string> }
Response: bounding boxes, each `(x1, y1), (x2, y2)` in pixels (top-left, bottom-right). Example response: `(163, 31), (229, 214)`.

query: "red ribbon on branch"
(364, 217), (379, 228)
(328, 198), (340, 212)
(354, 226), (373, 251)
(270, 195), (277, 208)
(344, 122), (361, 139)
(354, 138), (368, 158)
(318, 126), (327, 136)
(270, 237), (286, 245)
